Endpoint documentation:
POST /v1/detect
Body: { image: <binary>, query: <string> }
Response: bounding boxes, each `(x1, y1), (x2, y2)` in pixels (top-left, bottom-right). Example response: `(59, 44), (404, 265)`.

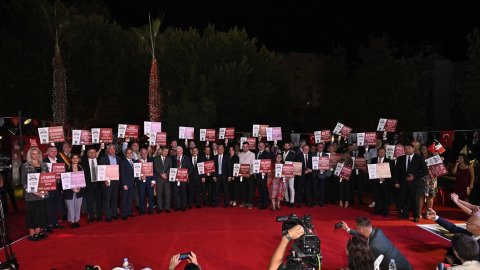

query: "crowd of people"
(18, 131), (480, 269)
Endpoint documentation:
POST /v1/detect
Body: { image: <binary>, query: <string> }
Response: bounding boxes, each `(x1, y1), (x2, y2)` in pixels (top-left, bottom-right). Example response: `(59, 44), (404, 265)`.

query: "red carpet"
(0, 203), (463, 270)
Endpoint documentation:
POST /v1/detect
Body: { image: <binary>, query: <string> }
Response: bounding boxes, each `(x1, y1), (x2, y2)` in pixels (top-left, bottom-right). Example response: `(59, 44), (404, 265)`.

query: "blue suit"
(119, 158), (136, 217)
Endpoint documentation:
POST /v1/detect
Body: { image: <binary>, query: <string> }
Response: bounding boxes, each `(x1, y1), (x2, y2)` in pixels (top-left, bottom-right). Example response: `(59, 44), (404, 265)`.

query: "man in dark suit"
(311, 143), (330, 207)
(256, 141), (273, 209)
(188, 147), (202, 208)
(394, 142), (428, 222)
(153, 147), (172, 213)
(349, 143), (368, 205)
(119, 148), (136, 219)
(43, 145), (65, 231)
(137, 147), (154, 215)
(294, 144), (312, 207)
(199, 146), (213, 206)
(98, 143), (121, 222)
(342, 217), (413, 270)
(214, 144), (230, 208)
(174, 146), (193, 211)
(282, 142), (296, 207)
(427, 208), (480, 265)
(82, 147), (103, 222)
(370, 147), (394, 216)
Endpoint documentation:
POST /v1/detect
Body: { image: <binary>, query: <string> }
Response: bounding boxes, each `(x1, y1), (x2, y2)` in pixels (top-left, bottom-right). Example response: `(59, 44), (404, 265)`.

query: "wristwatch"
(282, 230), (292, 241)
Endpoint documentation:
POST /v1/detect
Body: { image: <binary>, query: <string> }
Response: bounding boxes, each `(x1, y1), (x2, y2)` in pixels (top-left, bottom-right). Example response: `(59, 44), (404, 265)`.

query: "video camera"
(276, 214), (322, 270)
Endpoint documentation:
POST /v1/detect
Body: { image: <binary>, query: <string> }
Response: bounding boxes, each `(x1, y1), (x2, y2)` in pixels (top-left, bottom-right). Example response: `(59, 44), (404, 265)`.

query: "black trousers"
(188, 176), (201, 207)
(257, 174), (268, 207)
(121, 186), (134, 217)
(373, 180), (391, 215)
(216, 175), (229, 206)
(86, 184), (103, 218)
(350, 171), (367, 204)
(339, 179), (351, 202)
(242, 176), (255, 205)
(294, 175), (305, 205)
(102, 181), (119, 219)
(47, 188), (64, 225)
(401, 179), (423, 218)
(228, 178), (241, 201)
(326, 175), (339, 203)
(313, 177), (326, 205)
(175, 182), (187, 210)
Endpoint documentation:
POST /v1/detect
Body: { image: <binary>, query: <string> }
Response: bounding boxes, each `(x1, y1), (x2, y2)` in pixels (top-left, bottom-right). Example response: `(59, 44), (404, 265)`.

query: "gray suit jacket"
(153, 155), (172, 181)
(349, 228), (412, 270)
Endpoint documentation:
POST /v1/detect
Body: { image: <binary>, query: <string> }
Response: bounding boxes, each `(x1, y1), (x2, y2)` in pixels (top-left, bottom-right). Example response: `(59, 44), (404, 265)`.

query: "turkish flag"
(309, 133), (315, 145)
(428, 143), (436, 154)
(440, 131), (454, 148)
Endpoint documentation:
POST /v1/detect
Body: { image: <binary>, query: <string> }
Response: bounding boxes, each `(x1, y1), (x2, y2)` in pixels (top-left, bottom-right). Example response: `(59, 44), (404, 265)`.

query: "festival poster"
(37, 172), (57, 191)
(200, 129), (216, 142)
(334, 163), (344, 177)
(315, 130), (331, 143)
(275, 164), (283, 178)
(282, 163), (294, 178)
(426, 156), (448, 178)
(204, 160), (215, 174)
(97, 165), (119, 181)
(356, 133), (365, 146)
(367, 163), (392, 179)
(333, 123), (352, 138)
(27, 173), (40, 193)
(354, 157), (367, 170)
(219, 127), (235, 139)
(377, 118), (398, 132)
(143, 121), (162, 137)
(141, 162), (154, 177)
(176, 168), (189, 182)
(169, 168), (178, 182)
(253, 160), (261, 173)
(179, 126), (195, 140)
(117, 124), (139, 139)
(311, 156), (319, 170)
(61, 171), (86, 190)
(232, 164), (240, 177)
(252, 125), (260, 137)
(377, 118), (387, 132)
(266, 127), (282, 141)
(292, 162), (303, 176)
(364, 132), (377, 146)
(38, 126), (65, 144)
(47, 163), (66, 180)
(91, 128), (113, 144)
(133, 163), (142, 178)
(239, 164), (251, 177)
(319, 157), (330, 171)
(154, 132), (167, 146)
(339, 165), (353, 180)
(72, 130), (92, 145)
(197, 162), (205, 175)
(260, 159), (272, 173)
(329, 153), (342, 169)
(394, 145), (405, 158)
(385, 145), (395, 159)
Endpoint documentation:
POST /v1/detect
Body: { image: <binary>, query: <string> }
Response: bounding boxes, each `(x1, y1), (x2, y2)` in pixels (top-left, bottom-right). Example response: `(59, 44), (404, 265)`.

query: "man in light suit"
(342, 217), (413, 270)
(119, 148), (136, 220)
(98, 143), (121, 222)
(394, 142), (428, 222)
(174, 146), (193, 211)
(153, 147), (172, 213)
(214, 145), (230, 208)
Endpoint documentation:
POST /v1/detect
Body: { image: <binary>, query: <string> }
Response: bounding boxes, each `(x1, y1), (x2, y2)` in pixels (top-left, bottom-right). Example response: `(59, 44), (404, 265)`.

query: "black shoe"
(62, 215), (68, 221)
(319, 203), (325, 207)
(96, 217), (102, 222)
(157, 209), (163, 214)
(38, 232), (48, 239)
(296, 204), (302, 208)
(122, 216), (128, 220)
(223, 205), (229, 208)
(196, 205), (201, 208)
(44, 227), (54, 233)
(148, 211), (153, 215)
(87, 218), (94, 223)
(413, 217), (420, 223)
(399, 214), (409, 219)
(181, 208), (186, 212)
(128, 214), (135, 217)
(28, 235), (39, 241)
(166, 209), (171, 213)
(112, 216), (119, 220)
(105, 218), (112, 223)
(188, 205), (192, 209)
(53, 223), (65, 229)
(75, 222), (81, 228)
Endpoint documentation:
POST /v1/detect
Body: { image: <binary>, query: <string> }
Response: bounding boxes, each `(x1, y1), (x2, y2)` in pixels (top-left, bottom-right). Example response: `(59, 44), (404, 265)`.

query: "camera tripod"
(0, 198), (19, 269)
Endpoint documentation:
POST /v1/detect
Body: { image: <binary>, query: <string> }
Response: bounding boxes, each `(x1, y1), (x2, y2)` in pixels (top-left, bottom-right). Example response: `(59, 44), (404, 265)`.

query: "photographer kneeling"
(341, 217), (412, 270)
(268, 225), (305, 270)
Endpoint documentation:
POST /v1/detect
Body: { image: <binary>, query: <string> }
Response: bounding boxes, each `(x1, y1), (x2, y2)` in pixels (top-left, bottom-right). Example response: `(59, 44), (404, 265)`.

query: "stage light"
(23, 119), (32, 125)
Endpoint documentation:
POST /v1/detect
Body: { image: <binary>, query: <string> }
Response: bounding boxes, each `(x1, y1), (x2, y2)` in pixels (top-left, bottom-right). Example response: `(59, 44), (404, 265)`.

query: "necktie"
(258, 151), (262, 158)
(91, 159), (97, 182)
(378, 158), (382, 164)
(177, 156), (181, 168)
(129, 159), (133, 168)
(305, 154), (308, 167)
(407, 156), (411, 170)
(193, 157), (197, 167)
(219, 155), (222, 175)
(162, 156), (165, 164)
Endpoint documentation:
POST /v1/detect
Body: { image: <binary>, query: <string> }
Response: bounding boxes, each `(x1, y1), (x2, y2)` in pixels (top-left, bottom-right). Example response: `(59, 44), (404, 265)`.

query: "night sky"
(103, 0), (480, 60)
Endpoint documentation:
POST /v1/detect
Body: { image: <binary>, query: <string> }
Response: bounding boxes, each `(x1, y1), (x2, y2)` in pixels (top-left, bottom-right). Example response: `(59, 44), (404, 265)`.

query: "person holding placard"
(58, 142), (72, 166)
(394, 143), (429, 223)
(153, 147), (172, 213)
(326, 144), (340, 205)
(22, 147), (50, 241)
(214, 145), (231, 208)
(268, 153), (286, 211)
(294, 144), (312, 208)
(43, 145), (66, 231)
(349, 142), (367, 206)
(119, 148), (137, 220)
(256, 142), (273, 210)
(122, 139), (141, 212)
(238, 141), (255, 209)
(282, 142), (296, 208)
(82, 147), (103, 223)
(98, 144), (121, 222)
(338, 150), (353, 208)
(137, 148), (154, 215)
(199, 146), (213, 206)
(311, 143), (331, 207)
(419, 145), (437, 218)
(228, 146), (240, 206)
(370, 148), (393, 217)
(174, 146), (193, 211)
(188, 147), (202, 209)
(64, 154), (85, 228)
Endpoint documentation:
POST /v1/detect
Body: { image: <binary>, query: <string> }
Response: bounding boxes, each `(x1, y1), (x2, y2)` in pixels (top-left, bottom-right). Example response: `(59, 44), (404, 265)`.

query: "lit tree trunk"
(149, 57), (161, 121)
(52, 44), (67, 126)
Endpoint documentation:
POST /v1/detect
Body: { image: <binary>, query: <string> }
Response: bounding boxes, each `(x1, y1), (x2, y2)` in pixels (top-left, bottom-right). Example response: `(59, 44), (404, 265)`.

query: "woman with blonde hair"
(21, 147), (50, 241)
